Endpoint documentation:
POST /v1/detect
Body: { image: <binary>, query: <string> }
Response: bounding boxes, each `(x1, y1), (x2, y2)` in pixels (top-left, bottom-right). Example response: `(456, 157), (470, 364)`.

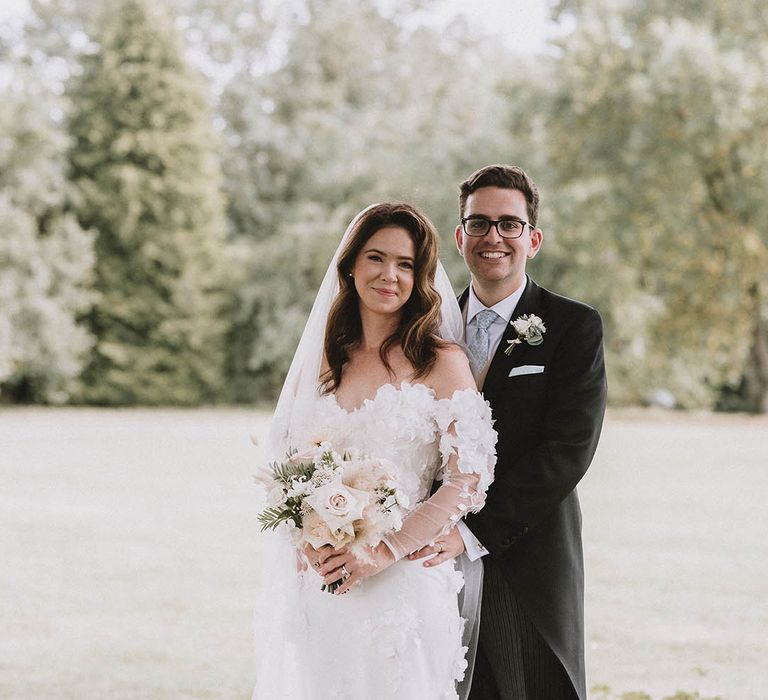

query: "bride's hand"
(318, 542), (396, 595)
(407, 526), (465, 567)
(303, 543), (336, 571)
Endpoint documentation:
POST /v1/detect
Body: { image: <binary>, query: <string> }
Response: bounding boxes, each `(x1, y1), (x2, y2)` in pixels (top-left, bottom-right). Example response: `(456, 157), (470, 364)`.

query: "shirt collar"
(467, 277), (527, 325)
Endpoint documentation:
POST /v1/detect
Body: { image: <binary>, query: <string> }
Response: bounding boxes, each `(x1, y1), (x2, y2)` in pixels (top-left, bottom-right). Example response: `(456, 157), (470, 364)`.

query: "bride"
(252, 203), (497, 700)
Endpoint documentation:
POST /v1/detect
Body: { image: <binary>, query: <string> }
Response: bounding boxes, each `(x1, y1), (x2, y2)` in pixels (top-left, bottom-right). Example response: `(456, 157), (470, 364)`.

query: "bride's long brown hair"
(320, 203), (446, 394)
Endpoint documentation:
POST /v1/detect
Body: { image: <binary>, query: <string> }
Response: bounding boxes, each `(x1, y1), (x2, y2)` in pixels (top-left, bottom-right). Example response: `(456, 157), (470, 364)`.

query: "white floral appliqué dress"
(254, 382), (496, 700)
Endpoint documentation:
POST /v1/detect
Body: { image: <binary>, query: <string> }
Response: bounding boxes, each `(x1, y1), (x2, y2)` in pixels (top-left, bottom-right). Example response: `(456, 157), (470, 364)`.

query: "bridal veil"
(253, 204), (482, 699)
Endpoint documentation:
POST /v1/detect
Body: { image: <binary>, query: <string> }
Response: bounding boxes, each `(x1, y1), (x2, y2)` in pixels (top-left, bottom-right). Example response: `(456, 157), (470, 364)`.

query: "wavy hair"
(320, 203), (445, 394)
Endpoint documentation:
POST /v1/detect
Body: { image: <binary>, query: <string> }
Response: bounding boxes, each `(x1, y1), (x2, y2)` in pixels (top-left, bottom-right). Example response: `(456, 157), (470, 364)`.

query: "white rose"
(512, 317), (532, 335)
(512, 314), (546, 346)
(305, 480), (370, 532)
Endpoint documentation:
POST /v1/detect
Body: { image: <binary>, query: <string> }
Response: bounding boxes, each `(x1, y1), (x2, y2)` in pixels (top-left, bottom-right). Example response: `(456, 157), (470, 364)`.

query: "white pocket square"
(508, 365), (545, 377)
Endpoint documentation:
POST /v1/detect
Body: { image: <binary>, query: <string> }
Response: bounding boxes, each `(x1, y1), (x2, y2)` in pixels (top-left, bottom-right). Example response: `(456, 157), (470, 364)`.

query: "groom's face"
(455, 186), (542, 302)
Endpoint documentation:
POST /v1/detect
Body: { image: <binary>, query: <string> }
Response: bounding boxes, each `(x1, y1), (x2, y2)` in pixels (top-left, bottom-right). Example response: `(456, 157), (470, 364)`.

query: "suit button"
(503, 538), (512, 546)
(522, 526), (529, 534)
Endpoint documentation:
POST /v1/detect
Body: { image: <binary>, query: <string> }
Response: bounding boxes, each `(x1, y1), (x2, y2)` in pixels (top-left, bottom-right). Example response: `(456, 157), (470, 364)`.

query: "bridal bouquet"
(255, 442), (409, 590)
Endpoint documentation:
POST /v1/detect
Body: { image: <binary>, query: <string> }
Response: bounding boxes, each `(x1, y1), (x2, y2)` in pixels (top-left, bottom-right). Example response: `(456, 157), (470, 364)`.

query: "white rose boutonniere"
(504, 313), (547, 355)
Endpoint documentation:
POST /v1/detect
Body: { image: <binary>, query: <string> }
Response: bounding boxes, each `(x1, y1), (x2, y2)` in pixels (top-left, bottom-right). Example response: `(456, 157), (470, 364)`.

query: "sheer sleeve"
(383, 389), (497, 560)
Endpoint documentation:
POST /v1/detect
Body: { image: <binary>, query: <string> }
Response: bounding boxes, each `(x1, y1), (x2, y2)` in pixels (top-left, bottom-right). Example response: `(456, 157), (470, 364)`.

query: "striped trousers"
(468, 558), (577, 700)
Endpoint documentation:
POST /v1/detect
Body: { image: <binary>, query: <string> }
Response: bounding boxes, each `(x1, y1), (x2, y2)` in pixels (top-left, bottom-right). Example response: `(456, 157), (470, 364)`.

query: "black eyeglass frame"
(460, 216), (531, 239)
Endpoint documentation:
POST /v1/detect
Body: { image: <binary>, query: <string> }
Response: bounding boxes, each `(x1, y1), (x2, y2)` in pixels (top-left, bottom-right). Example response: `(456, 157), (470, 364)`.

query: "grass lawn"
(1, 407), (766, 699)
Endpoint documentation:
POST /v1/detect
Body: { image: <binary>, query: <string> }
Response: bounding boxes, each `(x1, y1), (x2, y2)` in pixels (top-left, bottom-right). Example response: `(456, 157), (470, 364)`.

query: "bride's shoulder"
(433, 341), (469, 364)
(426, 343), (476, 400)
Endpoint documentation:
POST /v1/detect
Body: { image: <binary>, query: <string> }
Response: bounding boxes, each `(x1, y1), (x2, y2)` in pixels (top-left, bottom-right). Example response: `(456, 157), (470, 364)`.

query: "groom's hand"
(408, 526), (465, 567)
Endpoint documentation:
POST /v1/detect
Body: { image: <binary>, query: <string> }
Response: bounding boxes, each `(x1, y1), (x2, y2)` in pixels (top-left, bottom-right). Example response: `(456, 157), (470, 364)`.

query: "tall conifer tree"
(68, 0), (228, 404)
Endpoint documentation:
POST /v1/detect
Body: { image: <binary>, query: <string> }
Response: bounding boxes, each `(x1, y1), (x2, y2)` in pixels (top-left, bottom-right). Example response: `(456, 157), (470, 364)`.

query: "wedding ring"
(436, 542), (443, 554)
(341, 565), (350, 579)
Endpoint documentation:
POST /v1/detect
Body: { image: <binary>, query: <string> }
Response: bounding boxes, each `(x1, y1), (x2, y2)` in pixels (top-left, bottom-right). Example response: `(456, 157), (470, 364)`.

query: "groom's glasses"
(461, 216), (529, 239)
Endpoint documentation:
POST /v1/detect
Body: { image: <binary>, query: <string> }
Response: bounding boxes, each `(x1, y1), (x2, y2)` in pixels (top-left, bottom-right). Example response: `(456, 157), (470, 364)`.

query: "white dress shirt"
(457, 277), (527, 561)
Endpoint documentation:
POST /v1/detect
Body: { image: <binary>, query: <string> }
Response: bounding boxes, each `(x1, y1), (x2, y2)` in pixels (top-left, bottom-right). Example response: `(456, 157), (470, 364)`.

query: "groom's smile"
(478, 251), (509, 259)
(456, 186), (542, 306)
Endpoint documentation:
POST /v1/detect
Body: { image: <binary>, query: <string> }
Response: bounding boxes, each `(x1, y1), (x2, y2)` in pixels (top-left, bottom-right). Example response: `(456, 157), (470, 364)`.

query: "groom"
(413, 164), (606, 699)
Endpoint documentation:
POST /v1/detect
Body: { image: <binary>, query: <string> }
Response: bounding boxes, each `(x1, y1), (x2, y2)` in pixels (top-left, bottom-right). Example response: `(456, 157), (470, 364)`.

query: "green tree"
(0, 59), (95, 403)
(67, 0), (229, 404)
(538, 0), (768, 410)
(219, 0), (518, 400)
(23, 0), (273, 92)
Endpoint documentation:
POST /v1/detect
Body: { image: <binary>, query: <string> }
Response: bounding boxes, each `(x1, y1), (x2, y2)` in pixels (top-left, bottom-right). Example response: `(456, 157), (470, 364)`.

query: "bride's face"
(351, 226), (416, 318)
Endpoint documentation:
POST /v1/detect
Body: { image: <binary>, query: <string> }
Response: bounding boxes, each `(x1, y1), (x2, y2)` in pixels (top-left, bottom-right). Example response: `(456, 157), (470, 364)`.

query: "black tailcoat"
(463, 277), (607, 699)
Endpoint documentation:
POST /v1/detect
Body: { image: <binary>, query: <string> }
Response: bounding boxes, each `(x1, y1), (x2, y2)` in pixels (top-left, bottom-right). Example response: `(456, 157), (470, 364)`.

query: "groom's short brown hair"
(459, 164), (540, 228)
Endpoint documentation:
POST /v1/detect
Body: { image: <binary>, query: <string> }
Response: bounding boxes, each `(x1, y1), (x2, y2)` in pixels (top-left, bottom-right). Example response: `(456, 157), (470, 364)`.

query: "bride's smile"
(351, 225), (415, 318)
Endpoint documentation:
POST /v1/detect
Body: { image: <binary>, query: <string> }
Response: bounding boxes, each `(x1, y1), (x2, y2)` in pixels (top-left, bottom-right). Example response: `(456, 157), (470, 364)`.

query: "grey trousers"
(468, 559), (577, 700)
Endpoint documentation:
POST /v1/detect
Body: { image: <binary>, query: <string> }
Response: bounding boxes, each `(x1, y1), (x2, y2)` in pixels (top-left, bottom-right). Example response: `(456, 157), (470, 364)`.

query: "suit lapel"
(457, 287), (470, 319)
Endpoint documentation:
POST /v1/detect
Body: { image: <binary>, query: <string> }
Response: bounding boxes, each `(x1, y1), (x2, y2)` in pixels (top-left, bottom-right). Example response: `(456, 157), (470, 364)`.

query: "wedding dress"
(252, 205), (495, 700)
(254, 381), (496, 700)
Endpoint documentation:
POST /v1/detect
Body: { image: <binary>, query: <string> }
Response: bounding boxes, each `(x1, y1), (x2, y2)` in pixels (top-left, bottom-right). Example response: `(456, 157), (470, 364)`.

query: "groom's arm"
(456, 520), (488, 560)
(465, 306), (607, 558)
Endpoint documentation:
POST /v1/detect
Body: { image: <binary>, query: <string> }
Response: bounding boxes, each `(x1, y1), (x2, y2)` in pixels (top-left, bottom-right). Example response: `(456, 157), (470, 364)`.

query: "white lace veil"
(254, 204), (482, 700)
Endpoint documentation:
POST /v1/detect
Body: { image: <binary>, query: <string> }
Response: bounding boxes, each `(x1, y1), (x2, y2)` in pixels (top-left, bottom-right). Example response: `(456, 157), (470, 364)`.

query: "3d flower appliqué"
(504, 314), (547, 355)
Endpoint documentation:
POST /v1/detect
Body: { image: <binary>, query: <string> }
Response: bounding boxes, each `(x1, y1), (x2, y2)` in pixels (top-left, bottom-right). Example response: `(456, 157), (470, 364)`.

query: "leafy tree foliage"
(3, 0), (766, 410)
(538, 0), (768, 409)
(219, 0), (518, 400)
(67, 0), (229, 404)
(0, 60), (95, 403)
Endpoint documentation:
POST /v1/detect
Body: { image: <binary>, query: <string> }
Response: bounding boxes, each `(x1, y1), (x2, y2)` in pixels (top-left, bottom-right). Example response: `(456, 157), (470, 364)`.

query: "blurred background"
(1, 0), (766, 412)
(2, 1), (767, 699)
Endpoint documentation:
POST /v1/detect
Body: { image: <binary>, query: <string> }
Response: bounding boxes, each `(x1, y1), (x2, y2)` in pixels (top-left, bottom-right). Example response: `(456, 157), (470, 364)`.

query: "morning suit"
(463, 277), (607, 700)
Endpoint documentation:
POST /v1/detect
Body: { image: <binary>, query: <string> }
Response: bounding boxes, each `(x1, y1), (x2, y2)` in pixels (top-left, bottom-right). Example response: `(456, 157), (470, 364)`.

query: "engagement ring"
(341, 565), (350, 579)
(436, 542), (443, 553)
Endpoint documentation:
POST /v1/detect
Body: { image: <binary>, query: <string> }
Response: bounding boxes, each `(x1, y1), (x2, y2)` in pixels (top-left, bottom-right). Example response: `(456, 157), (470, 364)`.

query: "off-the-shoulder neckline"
(328, 381), (476, 414)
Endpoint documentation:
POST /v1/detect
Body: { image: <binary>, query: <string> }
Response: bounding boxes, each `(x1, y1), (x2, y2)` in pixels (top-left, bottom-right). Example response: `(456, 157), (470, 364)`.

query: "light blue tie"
(467, 309), (499, 377)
